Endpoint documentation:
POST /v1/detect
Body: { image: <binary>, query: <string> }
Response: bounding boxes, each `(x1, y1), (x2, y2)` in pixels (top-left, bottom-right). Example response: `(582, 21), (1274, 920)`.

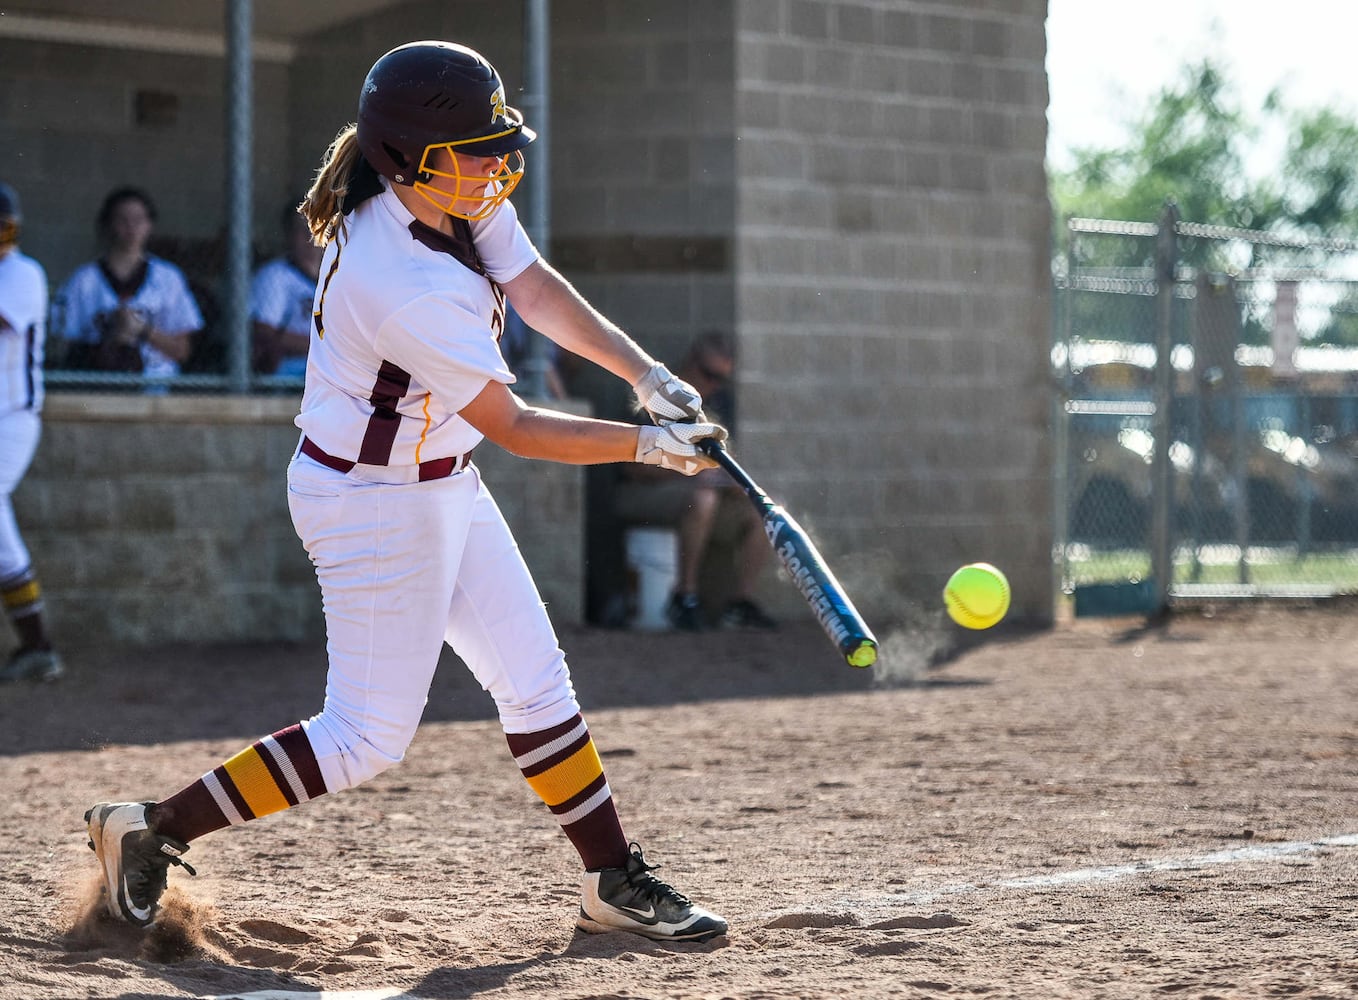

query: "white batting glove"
(632, 363), (704, 425)
(636, 422), (728, 476)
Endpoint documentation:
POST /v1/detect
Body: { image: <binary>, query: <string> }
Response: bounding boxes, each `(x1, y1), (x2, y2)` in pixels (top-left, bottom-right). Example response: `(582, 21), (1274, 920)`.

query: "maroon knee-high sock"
(506, 715), (630, 871)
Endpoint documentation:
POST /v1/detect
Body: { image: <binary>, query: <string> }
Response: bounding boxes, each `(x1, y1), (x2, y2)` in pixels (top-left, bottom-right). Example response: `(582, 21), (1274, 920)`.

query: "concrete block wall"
(733, 0), (1053, 624)
(283, 0), (744, 363)
(551, 0), (738, 363)
(15, 395), (585, 649)
(0, 38), (293, 288)
(287, 2), (527, 204)
(282, 2), (740, 354)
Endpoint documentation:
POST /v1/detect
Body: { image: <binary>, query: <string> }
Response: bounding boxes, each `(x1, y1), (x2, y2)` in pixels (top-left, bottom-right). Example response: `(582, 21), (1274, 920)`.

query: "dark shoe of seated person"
(666, 592), (705, 632)
(720, 598), (778, 630)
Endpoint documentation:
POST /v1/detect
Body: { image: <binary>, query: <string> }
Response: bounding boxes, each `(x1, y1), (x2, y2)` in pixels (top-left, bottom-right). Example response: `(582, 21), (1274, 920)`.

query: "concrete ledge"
(42, 392), (305, 425)
(20, 392), (588, 647)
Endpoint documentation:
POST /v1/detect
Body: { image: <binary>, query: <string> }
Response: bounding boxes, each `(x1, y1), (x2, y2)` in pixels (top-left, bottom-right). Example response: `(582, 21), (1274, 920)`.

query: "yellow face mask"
(413, 121), (527, 221)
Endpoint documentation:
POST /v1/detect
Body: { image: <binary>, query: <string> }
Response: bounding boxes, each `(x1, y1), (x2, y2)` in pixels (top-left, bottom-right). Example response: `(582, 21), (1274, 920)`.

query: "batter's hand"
(632, 363), (704, 425)
(636, 422), (728, 476)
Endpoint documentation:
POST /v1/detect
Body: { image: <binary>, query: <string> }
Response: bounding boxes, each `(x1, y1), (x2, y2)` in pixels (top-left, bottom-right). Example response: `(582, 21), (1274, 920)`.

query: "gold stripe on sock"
(221, 745), (291, 818)
(525, 740), (605, 808)
(2, 580), (40, 610)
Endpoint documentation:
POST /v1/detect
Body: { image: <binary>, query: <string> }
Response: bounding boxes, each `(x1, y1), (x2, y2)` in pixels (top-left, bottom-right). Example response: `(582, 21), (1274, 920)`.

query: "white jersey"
(250, 256), (317, 378)
(54, 255), (203, 378)
(296, 183), (539, 472)
(0, 249), (48, 414)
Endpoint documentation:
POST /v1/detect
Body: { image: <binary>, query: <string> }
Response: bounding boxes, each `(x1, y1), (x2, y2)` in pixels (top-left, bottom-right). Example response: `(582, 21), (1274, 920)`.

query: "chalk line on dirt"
(204, 836), (1357, 999)
(782, 833), (1358, 918)
(208, 990), (415, 1000)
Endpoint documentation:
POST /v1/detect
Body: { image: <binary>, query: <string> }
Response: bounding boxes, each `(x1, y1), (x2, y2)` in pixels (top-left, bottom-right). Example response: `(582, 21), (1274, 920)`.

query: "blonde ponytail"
(301, 125), (364, 246)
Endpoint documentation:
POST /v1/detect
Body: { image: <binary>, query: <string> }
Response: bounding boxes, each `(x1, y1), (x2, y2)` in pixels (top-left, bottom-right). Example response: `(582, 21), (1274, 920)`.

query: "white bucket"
(625, 527), (678, 630)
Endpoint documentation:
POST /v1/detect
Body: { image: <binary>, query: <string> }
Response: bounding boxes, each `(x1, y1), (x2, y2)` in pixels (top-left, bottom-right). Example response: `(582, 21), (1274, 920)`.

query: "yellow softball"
(943, 563), (1010, 630)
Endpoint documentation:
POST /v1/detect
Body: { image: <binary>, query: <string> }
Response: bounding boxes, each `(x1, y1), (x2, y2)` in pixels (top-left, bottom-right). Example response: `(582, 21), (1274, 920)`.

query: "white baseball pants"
(0, 408), (40, 582)
(286, 449), (582, 794)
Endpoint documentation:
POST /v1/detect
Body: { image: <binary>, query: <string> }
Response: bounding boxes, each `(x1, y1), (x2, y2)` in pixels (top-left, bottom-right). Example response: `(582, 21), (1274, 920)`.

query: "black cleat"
(578, 842), (727, 942)
(84, 802), (195, 927)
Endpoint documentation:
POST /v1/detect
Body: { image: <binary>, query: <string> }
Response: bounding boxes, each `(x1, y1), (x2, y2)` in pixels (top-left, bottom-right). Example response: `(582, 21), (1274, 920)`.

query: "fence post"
(1052, 214), (1074, 599)
(1196, 272), (1249, 584)
(1150, 201), (1180, 614)
(224, 0), (254, 394)
(517, 0), (551, 399)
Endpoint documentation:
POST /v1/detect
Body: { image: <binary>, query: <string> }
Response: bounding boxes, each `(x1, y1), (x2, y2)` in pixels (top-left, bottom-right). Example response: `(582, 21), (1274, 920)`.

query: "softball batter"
(86, 40), (728, 943)
(0, 182), (63, 684)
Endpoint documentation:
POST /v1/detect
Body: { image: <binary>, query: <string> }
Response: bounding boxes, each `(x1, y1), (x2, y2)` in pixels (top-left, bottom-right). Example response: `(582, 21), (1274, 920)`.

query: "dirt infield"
(2, 602), (1356, 999)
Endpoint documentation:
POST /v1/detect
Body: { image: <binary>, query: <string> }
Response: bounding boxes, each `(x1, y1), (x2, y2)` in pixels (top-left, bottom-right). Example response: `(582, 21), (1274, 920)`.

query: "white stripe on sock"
(556, 781), (612, 827)
(202, 770), (247, 826)
(512, 719), (589, 770)
(260, 735), (310, 804)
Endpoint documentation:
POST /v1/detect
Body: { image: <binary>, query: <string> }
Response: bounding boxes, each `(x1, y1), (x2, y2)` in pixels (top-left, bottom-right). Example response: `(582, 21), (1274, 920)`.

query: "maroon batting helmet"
(357, 41), (535, 183)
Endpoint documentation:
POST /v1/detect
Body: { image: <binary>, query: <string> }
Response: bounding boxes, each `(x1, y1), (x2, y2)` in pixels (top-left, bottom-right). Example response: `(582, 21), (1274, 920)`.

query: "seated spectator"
(50, 186), (202, 380)
(613, 330), (777, 631)
(251, 200), (323, 378)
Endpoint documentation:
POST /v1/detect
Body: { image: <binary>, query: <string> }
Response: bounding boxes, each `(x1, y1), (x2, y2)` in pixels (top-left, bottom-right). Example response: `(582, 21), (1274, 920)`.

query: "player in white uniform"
(85, 41), (730, 943)
(250, 202), (323, 378)
(0, 182), (63, 683)
(51, 187), (202, 380)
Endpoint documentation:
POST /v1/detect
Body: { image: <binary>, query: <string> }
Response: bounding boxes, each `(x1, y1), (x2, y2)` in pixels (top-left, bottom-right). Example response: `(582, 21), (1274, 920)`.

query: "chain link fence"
(1053, 208), (1358, 610)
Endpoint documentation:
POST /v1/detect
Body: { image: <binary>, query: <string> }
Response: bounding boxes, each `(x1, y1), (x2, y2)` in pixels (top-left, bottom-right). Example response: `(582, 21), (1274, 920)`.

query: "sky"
(1045, 0), (1358, 178)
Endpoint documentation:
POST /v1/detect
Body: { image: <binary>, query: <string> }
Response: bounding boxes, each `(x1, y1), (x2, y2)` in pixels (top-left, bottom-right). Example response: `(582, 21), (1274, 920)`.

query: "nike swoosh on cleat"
(121, 876), (152, 923)
(617, 903), (658, 922)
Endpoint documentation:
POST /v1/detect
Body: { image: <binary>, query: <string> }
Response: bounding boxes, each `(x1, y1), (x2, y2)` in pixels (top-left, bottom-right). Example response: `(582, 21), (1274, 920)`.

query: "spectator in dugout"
(250, 199), (323, 379)
(50, 186), (202, 381)
(613, 330), (778, 632)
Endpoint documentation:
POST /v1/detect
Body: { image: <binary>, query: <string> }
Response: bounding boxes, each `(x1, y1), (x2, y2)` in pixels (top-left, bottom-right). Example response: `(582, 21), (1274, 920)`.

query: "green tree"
(1053, 60), (1358, 241)
(1274, 108), (1358, 234)
(1053, 61), (1358, 348)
